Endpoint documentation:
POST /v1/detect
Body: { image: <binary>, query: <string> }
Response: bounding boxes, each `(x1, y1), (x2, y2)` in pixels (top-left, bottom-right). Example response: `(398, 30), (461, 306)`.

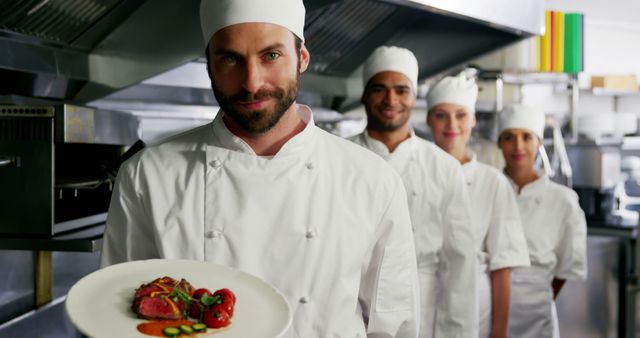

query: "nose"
(446, 115), (456, 129)
(241, 59), (264, 93)
(514, 135), (524, 150)
(383, 89), (398, 105)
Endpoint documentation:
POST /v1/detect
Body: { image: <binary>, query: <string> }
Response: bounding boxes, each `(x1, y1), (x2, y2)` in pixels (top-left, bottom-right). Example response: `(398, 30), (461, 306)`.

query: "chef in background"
(350, 46), (477, 338)
(498, 105), (587, 338)
(426, 73), (530, 338)
(100, 0), (421, 336)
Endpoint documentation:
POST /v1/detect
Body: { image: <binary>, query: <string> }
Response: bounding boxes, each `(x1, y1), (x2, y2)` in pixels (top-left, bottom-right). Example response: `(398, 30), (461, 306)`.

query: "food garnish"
(132, 276), (236, 336)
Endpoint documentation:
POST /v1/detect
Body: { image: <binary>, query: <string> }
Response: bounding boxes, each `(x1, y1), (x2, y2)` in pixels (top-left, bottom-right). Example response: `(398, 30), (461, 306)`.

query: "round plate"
(65, 259), (292, 338)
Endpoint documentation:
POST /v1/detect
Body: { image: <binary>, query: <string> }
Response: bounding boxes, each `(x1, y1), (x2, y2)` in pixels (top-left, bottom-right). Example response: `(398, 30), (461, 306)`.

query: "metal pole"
(569, 74), (580, 144)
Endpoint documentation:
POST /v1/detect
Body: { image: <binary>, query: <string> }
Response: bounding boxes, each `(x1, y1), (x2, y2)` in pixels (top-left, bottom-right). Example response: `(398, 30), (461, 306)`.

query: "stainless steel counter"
(557, 220), (640, 338)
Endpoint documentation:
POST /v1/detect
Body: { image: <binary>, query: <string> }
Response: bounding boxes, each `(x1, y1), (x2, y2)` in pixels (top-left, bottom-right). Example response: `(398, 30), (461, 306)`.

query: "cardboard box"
(591, 74), (638, 91)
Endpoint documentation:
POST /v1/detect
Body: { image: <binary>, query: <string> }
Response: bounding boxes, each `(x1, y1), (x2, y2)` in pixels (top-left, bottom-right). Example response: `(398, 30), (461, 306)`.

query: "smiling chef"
(350, 46), (477, 338)
(99, 0), (420, 336)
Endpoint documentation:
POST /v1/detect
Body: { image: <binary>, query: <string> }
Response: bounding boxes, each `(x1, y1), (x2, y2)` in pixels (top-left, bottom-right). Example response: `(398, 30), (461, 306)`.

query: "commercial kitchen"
(1, 0), (640, 337)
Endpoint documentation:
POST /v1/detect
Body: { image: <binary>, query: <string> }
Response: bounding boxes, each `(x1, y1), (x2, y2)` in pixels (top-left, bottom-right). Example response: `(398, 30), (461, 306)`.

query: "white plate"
(65, 259), (292, 338)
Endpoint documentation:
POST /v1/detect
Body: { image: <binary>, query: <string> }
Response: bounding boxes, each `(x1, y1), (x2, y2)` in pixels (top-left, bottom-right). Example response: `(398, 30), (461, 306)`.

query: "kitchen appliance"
(0, 104), (138, 237)
(567, 138), (622, 221)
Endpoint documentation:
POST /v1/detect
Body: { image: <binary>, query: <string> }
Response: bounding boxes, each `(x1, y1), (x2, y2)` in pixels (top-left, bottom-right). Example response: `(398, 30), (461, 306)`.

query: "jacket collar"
(506, 170), (549, 196)
(209, 104), (316, 157)
(358, 128), (416, 161)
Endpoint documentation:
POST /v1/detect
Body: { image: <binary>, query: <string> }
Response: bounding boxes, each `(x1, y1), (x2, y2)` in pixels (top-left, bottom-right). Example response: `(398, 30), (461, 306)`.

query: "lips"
(378, 109), (399, 119)
(238, 99), (270, 110)
(511, 153), (526, 161)
(443, 131), (458, 139)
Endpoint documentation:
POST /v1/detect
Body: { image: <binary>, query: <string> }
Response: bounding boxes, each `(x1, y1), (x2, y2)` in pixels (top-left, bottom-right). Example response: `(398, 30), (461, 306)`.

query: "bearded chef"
(100, 0), (421, 336)
(350, 46), (477, 338)
(497, 105), (587, 338)
(426, 73), (531, 338)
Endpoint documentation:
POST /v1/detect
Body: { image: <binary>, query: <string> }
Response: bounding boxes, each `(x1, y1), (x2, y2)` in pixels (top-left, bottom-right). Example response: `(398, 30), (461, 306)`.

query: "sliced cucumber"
(163, 326), (180, 337)
(179, 324), (194, 334)
(192, 322), (207, 332)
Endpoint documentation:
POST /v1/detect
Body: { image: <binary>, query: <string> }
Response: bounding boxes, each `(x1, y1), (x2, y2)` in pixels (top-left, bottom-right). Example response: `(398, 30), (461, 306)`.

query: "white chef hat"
(362, 46), (419, 93)
(499, 104), (545, 139)
(200, 0), (305, 45)
(426, 72), (478, 113)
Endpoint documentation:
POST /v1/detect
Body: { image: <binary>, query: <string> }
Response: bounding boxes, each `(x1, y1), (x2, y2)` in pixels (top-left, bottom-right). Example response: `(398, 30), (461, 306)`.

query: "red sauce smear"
(137, 319), (197, 337)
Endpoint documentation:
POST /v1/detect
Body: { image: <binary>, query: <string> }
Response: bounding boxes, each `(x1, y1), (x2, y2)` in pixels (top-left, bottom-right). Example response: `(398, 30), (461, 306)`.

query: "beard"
(212, 74), (300, 134)
(366, 106), (410, 132)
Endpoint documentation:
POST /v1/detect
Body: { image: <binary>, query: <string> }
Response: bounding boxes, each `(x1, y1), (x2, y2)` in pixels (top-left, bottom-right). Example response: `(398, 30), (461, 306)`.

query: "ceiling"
(0, 0), (543, 111)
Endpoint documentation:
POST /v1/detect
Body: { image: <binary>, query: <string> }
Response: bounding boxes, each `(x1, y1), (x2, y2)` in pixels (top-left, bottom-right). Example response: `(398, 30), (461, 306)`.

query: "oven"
(0, 104), (138, 237)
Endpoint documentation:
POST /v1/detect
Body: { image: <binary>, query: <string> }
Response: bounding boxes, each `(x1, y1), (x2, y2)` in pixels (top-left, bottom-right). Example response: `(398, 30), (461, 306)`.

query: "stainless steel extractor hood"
(0, 0), (543, 109)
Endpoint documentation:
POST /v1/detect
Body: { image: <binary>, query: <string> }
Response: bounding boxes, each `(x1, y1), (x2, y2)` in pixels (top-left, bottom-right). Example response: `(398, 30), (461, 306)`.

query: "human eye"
(434, 111), (446, 119)
(264, 52), (281, 61)
(219, 54), (238, 66)
(368, 85), (385, 94)
(396, 87), (410, 95)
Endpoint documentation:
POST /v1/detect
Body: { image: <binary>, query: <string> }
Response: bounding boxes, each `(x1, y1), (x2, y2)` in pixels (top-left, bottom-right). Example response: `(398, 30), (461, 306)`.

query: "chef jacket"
(508, 174), (587, 280)
(507, 174), (587, 338)
(462, 156), (530, 270)
(351, 131), (477, 338)
(100, 105), (420, 338)
(461, 156), (530, 338)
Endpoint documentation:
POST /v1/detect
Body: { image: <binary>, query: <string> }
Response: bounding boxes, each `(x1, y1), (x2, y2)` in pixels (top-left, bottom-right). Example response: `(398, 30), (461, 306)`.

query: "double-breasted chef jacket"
(461, 156), (530, 338)
(100, 105), (421, 337)
(507, 174), (587, 338)
(351, 131), (477, 338)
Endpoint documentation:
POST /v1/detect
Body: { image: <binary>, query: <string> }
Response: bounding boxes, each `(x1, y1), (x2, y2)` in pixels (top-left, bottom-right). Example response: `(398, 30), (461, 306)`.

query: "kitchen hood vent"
(0, 0), (124, 46)
(305, 0), (398, 74)
(0, 0), (543, 107)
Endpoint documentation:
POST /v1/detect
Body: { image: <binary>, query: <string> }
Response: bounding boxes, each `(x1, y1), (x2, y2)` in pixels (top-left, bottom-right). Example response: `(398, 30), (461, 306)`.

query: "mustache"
(232, 88), (285, 103)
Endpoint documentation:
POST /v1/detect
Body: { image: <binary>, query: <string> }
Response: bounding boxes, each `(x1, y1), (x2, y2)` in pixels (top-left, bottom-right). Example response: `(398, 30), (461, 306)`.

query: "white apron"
(477, 263), (491, 338)
(419, 269), (438, 338)
(509, 267), (559, 338)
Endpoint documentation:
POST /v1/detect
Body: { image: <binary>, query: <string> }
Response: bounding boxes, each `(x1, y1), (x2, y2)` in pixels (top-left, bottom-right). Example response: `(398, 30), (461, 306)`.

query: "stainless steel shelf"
(0, 224), (104, 252)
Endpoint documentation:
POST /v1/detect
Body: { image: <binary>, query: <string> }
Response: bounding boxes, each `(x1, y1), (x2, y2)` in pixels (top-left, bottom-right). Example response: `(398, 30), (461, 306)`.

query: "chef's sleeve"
(359, 176), (420, 338)
(554, 191), (588, 280)
(486, 176), (530, 271)
(435, 165), (478, 338)
(100, 157), (158, 268)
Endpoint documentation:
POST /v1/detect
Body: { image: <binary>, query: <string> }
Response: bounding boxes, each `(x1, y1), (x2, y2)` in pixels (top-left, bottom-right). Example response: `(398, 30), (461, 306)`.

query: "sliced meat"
(135, 296), (183, 320)
(132, 276), (179, 313)
(175, 278), (195, 296)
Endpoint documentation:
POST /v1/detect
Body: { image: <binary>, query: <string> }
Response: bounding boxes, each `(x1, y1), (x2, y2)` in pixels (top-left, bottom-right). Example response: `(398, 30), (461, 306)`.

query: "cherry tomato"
(202, 308), (230, 329)
(212, 300), (234, 317)
(192, 288), (212, 300)
(213, 288), (236, 305)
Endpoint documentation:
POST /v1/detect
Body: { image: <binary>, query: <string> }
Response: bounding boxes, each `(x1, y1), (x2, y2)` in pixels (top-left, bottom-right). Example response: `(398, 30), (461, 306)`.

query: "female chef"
(498, 104), (587, 338)
(426, 73), (531, 338)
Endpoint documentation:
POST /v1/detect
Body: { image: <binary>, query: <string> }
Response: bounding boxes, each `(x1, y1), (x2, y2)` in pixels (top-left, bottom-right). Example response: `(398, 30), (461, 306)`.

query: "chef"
(426, 73), (530, 338)
(100, 1), (420, 336)
(497, 105), (587, 338)
(350, 46), (477, 338)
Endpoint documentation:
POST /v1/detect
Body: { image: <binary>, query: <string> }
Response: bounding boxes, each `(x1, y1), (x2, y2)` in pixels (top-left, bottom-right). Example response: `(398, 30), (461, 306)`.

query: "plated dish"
(65, 259), (292, 338)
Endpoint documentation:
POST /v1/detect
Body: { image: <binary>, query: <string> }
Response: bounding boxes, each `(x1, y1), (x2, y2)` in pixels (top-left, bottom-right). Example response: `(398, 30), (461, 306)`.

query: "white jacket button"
(299, 296), (309, 304)
(205, 230), (222, 239)
(209, 159), (222, 169)
(305, 162), (314, 170)
(305, 230), (317, 239)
